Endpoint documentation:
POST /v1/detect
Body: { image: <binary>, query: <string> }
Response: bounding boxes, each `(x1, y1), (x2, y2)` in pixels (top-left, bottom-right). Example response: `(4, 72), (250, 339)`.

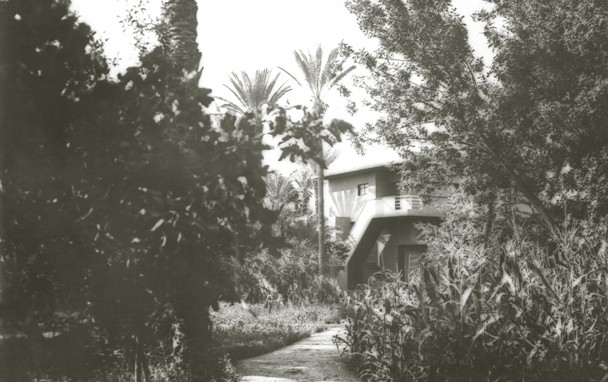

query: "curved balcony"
(342, 195), (444, 289)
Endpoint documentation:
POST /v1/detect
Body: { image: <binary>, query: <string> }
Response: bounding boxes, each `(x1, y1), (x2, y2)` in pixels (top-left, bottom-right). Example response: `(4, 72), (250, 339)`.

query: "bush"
(339, 193), (608, 381)
(235, 240), (344, 305)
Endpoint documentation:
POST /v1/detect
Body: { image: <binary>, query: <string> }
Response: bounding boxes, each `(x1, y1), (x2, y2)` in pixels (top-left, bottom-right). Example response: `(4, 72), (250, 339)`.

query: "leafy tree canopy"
(345, 0), (608, 236)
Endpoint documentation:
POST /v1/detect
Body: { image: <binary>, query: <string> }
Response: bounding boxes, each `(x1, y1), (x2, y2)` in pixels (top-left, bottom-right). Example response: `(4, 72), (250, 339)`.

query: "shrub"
(339, 193), (608, 381)
(235, 240), (344, 305)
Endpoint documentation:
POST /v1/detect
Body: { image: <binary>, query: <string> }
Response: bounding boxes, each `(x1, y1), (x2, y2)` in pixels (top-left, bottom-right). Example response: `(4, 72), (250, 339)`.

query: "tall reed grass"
(339, 195), (608, 381)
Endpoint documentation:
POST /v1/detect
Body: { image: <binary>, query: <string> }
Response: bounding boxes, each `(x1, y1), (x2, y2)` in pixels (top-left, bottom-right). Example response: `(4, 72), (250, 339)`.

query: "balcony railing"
(394, 195), (423, 210)
(351, 195), (428, 225)
(347, 195), (443, 248)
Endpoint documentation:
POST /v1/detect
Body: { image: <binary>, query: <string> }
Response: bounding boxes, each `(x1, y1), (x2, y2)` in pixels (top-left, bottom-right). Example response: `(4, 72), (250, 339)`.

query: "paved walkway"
(236, 325), (360, 382)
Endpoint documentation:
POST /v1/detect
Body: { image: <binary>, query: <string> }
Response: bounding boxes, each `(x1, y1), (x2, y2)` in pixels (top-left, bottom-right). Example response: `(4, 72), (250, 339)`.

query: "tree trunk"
(159, 1), (210, 380)
(161, 0), (201, 72)
(317, 159), (328, 275)
(176, 301), (212, 381)
(133, 335), (150, 382)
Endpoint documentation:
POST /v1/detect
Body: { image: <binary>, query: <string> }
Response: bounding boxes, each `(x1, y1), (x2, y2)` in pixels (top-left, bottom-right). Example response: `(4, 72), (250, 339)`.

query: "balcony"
(341, 195), (444, 289)
(347, 195), (442, 246)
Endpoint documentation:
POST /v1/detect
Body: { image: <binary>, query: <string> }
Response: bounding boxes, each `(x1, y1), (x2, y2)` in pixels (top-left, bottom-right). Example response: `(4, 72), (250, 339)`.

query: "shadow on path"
(236, 325), (359, 382)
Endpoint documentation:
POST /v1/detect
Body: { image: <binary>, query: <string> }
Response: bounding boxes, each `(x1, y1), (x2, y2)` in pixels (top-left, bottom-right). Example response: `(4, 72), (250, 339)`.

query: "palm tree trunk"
(159, 2), (209, 380)
(161, 0), (201, 72)
(317, 159), (328, 275)
(133, 334), (150, 382)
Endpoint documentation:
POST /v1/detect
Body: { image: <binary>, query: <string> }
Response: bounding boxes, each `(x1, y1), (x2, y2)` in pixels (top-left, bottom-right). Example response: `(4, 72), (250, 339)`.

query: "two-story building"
(324, 152), (445, 289)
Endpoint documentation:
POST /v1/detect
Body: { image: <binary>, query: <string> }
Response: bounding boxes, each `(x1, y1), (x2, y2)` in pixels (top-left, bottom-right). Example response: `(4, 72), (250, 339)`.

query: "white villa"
(324, 151), (446, 289)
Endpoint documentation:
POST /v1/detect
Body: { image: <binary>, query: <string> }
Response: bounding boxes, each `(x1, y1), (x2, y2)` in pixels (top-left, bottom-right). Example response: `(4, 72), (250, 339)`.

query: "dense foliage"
(340, 193), (608, 381)
(236, 169), (349, 306)
(235, 242), (345, 307)
(0, 0), (352, 380)
(345, 0), (608, 237)
(0, 0), (270, 379)
(337, 3), (608, 378)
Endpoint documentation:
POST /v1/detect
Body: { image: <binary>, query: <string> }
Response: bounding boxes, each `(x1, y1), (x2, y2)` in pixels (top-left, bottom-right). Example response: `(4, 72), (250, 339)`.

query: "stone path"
(236, 325), (360, 382)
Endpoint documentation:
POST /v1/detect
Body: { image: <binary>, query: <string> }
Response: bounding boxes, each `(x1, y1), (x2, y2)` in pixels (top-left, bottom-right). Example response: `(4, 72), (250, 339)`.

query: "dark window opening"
(357, 183), (368, 196)
(398, 245), (426, 282)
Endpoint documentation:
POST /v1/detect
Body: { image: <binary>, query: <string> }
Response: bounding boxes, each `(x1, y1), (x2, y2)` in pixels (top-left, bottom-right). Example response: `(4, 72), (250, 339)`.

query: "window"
(357, 183), (368, 196)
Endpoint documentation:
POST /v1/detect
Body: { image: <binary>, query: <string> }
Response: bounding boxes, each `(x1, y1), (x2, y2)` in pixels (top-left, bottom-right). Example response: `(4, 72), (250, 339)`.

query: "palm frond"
(320, 47), (340, 88)
(225, 72), (249, 109)
(278, 66), (303, 87)
(264, 72), (279, 101)
(264, 173), (299, 211)
(221, 69), (291, 116)
(313, 45), (324, 96)
(294, 50), (316, 96)
(329, 64), (356, 89)
(214, 95), (247, 115)
(285, 45), (355, 110)
(222, 85), (248, 112)
(241, 71), (255, 108)
(268, 82), (292, 105)
(221, 103), (246, 116)
(263, 71), (290, 105)
(252, 69), (270, 110)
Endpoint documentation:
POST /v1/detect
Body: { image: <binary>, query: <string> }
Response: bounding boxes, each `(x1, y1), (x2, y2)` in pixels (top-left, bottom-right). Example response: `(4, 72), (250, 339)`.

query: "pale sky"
(71, 0), (490, 105)
(70, 0), (491, 174)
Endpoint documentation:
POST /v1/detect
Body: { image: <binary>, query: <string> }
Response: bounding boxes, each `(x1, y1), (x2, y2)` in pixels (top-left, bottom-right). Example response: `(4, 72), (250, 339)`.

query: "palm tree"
(279, 45), (355, 275)
(292, 148), (338, 214)
(218, 69), (292, 123)
(292, 164), (316, 214)
(263, 172), (299, 240)
(155, 1), (207, 380)
(160, 0), (200, 72)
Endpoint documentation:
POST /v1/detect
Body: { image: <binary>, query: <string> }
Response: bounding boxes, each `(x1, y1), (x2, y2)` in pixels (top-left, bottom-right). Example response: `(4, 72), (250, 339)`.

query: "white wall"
(326, 172), (377, 221)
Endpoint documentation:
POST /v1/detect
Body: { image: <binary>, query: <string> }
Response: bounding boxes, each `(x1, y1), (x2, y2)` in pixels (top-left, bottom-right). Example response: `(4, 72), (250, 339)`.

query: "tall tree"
(345, 0), (608, 245)
(280, 45), (355, 274)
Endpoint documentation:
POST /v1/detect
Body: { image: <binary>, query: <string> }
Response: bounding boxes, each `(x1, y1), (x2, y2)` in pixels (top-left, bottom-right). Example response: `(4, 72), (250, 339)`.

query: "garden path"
(236, 324), (360, 382)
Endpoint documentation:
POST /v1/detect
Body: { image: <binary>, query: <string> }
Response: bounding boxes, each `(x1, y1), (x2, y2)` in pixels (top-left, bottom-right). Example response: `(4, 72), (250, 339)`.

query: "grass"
(211, 302), (343, 360)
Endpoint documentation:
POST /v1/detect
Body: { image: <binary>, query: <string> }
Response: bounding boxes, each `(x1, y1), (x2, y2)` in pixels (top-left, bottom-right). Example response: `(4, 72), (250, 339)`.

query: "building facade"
(324, 158), (445, 289)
